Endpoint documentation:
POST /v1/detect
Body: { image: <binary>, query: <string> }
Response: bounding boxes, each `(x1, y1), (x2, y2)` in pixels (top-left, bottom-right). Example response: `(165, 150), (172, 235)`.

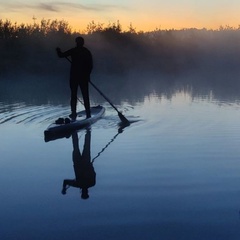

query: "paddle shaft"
(89, 80), (129, 123)
(89, 80), (120, 113)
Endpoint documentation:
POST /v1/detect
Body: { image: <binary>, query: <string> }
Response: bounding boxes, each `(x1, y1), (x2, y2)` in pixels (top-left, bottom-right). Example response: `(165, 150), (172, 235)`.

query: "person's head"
(81, 188), (89, 199)
(75, 36), (84, 47)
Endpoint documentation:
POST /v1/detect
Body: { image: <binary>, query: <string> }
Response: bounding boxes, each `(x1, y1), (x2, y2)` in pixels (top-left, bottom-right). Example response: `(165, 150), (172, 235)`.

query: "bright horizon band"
(1, 0), (240, 32)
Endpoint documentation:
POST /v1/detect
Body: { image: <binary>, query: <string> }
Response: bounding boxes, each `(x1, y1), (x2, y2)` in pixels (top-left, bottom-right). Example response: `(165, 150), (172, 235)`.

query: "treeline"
(1, 19), (240, 78)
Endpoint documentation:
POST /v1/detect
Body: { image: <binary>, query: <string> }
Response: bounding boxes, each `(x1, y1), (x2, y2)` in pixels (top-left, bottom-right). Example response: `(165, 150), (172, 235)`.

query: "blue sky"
(1, 0), (239, 31)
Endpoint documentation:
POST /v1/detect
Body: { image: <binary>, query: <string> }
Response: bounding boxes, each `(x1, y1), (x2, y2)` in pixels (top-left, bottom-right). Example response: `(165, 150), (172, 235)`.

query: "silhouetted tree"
(1, 18), (240, 78)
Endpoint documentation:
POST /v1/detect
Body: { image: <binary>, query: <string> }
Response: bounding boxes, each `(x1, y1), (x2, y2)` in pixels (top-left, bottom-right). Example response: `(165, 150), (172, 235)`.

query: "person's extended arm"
(56, 47), (72, 58)
(61, 179), (77, 195)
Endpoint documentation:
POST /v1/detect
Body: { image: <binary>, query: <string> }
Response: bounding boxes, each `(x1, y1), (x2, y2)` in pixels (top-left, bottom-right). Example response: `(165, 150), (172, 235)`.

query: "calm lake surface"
(1, 73), (240, 240)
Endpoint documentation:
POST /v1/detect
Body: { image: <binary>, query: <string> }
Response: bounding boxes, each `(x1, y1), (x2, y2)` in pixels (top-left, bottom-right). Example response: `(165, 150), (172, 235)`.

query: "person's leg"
(80, 78), (91, 118)
(70, 80), (78, 118)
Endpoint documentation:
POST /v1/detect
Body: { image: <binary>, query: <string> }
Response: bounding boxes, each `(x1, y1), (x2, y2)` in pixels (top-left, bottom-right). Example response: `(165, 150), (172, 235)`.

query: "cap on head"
(75, 36), (84, 46)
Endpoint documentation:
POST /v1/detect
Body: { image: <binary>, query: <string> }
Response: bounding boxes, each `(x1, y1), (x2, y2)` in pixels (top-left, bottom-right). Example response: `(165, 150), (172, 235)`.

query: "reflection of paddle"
(91, 123), (128, 163)
(65, 57), (130, 125)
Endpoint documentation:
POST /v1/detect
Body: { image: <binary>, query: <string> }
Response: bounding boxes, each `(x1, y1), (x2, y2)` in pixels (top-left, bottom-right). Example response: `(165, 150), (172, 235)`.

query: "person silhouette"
(56, 36), (93, 119)
(61, 129), (96, 199)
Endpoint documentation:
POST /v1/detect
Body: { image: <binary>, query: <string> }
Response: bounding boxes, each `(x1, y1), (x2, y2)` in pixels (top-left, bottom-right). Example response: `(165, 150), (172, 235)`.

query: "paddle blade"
(118, 112), (130, 125)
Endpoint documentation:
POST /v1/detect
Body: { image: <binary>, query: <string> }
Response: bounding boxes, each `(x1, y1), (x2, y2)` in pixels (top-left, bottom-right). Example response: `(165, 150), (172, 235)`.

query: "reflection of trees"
(1, 72), (239, 106)
(1, 19), (240, 104)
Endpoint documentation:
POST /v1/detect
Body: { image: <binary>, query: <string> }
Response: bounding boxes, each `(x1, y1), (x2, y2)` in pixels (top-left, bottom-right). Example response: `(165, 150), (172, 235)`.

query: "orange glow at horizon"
(1, 0), (240, 33)
(2, 12), (240, 33)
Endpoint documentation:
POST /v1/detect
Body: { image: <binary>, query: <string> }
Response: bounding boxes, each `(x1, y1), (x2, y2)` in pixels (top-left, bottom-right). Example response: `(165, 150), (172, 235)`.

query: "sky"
(1, 0), (240, 31)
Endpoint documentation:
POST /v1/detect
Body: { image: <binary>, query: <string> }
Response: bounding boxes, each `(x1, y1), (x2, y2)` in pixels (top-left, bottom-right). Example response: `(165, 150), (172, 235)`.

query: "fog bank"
(1, 21), (240, 104)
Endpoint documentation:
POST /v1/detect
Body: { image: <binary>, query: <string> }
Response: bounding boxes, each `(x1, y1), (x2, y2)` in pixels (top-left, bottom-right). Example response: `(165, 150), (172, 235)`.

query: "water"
(1, 74), (240, 240)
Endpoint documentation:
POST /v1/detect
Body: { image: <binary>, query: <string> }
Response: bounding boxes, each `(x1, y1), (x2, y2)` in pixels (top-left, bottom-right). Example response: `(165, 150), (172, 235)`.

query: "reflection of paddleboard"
(44, 105), (105, 142)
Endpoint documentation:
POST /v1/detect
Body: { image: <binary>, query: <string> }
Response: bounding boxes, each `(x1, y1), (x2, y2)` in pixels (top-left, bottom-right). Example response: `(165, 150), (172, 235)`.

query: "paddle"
(64, 56), (130, 125)
(89, 80), (130, 124)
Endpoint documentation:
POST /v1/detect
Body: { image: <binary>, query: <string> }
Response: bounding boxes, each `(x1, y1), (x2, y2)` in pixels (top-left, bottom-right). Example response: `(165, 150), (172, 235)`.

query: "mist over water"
(1, 26), (240, 105)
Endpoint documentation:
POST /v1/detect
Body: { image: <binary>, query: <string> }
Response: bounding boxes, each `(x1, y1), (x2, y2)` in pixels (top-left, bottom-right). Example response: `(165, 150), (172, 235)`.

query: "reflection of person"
(62, 129), (96, 199)
(56, 36), (93, 119)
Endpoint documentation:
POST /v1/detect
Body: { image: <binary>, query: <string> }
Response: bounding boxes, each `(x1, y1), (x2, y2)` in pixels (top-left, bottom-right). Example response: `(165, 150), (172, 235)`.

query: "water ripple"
(0, 102), (69, 125)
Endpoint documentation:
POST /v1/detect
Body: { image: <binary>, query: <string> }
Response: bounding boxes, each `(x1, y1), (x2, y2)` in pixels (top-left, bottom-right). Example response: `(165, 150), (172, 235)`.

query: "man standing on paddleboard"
(56, 36), (93, 119)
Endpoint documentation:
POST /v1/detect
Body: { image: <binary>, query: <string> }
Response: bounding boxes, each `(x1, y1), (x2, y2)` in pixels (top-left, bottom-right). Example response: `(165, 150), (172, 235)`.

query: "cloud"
(40, 2), (128, 12)
(41, 2), (103, 12)
(1, 1), (128, 13)
(39, 3), (58, 12)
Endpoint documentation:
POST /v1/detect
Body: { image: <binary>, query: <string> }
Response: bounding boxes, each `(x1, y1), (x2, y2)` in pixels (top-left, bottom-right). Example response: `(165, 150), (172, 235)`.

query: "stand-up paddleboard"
(44, 105), (105, 142)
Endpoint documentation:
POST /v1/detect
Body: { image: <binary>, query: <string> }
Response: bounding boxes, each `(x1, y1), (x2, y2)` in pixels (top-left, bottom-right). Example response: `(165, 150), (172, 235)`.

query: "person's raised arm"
(56, 47), (72, 58)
